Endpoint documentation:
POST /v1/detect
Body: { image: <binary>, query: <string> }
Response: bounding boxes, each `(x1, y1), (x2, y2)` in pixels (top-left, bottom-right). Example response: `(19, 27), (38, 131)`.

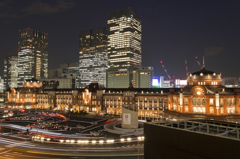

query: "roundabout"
(0, 111), (144, 158)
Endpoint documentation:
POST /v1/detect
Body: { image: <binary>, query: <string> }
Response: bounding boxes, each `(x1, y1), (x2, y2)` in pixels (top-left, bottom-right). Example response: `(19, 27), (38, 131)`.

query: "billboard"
(122, 113), (131, 124)
(152, 79), (159, 87)
(175, 79), (187, 86)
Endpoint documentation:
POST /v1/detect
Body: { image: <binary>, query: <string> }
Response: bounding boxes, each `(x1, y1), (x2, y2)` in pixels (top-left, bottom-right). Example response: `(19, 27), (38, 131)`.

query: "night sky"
(1, 0), (240, 79)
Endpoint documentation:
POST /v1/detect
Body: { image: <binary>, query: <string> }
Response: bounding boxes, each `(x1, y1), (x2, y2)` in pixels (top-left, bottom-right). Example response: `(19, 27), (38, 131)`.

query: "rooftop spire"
(202, 56), (205, 68)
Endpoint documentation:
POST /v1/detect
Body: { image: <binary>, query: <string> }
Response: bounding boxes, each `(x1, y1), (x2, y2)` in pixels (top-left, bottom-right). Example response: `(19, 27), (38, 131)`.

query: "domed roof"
(192, 68), (217, 76)
(187, 67), (221, 80)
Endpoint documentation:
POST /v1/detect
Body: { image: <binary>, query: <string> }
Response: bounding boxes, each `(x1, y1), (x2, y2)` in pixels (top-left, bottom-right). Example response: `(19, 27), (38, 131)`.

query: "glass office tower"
(18, 28), (48, 87)
(4, 54), (18, 89)
(107, 8), (142, 68)
(79, 27), (108, 88)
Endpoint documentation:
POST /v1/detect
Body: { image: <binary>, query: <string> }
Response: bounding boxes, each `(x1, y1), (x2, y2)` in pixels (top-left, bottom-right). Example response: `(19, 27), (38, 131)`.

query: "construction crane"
(195, 57), (203, 69)
(185, 57), (190, 78)
(160, 61), (171, 79)
(160, 61), (175, 87)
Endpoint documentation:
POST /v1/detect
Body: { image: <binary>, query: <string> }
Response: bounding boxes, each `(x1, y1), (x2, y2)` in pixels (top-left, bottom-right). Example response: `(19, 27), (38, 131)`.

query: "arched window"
(197, 99), (201, 105)
(202, 99), (206, 105)
(192, 98), (196, 105)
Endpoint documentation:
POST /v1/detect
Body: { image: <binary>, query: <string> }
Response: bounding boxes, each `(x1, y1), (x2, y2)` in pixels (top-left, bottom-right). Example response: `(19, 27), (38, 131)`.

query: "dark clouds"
(204, 46), (225, 56)
(0, 0), (240, 79)
(22, 0), (75, 15)
(0, 0), (75, 19)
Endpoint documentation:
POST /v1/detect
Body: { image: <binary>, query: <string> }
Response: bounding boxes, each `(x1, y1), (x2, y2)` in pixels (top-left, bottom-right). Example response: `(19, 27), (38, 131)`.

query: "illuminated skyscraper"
(79, 27), (108, 88)
(4, 53), (18, 89)
(106, 8), (143, 88)
(107, 8), (142, 68)
(18, 28), (48, 87)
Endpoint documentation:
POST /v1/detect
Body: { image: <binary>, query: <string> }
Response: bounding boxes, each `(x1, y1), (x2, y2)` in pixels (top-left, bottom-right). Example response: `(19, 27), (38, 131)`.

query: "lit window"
(185, 107), (188, 112)
(210, 107), (214, 114)
(210, 99), (213, 105)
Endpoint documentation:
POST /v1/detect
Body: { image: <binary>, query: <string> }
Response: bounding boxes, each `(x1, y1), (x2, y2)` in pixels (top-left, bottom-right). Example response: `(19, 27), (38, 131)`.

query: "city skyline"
(1, 1), (240, 158)
(0, 0), (240, 79)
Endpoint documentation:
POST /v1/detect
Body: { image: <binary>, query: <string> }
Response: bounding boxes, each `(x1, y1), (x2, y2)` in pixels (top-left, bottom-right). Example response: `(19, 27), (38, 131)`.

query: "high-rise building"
(106, 67), (153, 88)
(0, 76), (5, 93)
(48, 62), (80, 88)
(133, 67), (153, 88)
(4, 54), (18, 89)
(107, 8), (142, 68)
(18, 28), (48, 87)
(39, 75), (76, 89)
(79, 27), (108, 88)
(221, 77), (240, 87)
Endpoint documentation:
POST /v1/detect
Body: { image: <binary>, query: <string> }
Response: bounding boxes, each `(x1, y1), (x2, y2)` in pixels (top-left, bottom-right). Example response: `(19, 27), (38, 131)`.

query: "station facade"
(5, 66), (240, 117)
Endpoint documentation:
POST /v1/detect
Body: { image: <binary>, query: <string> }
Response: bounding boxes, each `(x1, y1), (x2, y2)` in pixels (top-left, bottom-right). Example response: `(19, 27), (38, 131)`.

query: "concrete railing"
(104, 121), (144, 135)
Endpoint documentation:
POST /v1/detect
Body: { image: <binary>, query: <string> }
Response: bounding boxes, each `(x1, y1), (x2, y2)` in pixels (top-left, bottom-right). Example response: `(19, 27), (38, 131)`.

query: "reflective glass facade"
(18, 29), (48, 87)
(79, 27), (108, 88)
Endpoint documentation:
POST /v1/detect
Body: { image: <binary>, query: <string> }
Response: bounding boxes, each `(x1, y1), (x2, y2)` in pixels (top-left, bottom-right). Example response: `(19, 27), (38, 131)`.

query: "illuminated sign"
(152, 79), (159, 87)
(175, 79), (187, 86)
(180, 80), (187, 85)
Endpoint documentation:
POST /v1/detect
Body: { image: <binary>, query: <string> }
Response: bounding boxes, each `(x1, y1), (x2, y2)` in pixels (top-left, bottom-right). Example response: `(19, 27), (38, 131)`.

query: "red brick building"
(5, 66), (240, 117)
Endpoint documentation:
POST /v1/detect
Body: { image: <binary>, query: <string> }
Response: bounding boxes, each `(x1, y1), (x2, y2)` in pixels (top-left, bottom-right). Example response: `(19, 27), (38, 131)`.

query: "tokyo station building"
(5, 66), (240, 118)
